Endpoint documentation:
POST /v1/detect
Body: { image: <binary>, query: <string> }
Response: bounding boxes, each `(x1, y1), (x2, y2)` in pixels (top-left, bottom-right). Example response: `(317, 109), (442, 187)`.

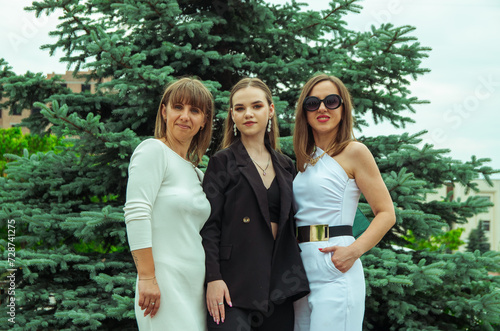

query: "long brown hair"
(221, 78), (280, 151)
(293, 74), (355, 172)
(154, 77), (214, 166)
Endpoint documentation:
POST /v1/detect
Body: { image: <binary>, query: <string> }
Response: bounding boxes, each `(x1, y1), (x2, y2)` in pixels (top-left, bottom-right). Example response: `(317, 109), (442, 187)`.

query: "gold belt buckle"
(310, 224), (329, 242)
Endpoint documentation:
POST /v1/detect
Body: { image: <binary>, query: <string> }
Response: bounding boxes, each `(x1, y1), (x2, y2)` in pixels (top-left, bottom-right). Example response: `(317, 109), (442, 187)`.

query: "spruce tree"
(466, 221), (491, 254)
(0, 1), (499, 330)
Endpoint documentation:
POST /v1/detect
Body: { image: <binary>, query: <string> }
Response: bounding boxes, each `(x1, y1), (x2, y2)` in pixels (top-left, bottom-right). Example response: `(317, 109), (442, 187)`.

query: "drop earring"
(234, 123), (238, 136)
(267, 118), (272, 133)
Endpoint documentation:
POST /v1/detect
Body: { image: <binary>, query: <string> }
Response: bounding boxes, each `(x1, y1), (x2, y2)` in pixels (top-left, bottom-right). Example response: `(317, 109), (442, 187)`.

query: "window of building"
(31, 107), (41, 115)
(481, 220), (490, 231)
(60, 83), (67, 88)
(12, 106), (22, 116)
(81, 84), (91, 93)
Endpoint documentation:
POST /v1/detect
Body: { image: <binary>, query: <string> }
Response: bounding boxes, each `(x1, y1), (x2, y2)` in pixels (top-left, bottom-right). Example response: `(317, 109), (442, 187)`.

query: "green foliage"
(403, 228), (465, 252)
(363, 248), (500, 330)
(0, 0), (498, 330)
(0, 127), (62, 175)
(466, 221), (491, 253)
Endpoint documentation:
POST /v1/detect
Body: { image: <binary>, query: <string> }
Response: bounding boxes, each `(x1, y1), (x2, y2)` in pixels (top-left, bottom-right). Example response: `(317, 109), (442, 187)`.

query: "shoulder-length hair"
(293, 74), (355, 172)
(221, 77), (280, 151)
(154, 77), (214, 166)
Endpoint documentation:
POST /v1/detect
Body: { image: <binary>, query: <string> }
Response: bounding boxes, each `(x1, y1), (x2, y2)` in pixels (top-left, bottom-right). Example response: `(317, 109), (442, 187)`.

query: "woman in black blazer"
(201, 78), (309, 330)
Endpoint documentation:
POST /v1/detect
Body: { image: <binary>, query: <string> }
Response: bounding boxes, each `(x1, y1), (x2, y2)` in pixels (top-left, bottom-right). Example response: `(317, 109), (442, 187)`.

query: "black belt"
(296, 225), (353, 243)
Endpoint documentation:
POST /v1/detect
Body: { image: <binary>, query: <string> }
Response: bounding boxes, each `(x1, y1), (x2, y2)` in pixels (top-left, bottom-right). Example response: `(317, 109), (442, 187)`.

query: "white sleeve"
(123, 139), (168, 251)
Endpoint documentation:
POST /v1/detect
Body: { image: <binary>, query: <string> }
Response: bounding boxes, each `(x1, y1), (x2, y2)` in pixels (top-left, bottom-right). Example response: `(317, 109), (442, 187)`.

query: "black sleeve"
(289, 156), (297, 179)
(201, 153), (229, 283)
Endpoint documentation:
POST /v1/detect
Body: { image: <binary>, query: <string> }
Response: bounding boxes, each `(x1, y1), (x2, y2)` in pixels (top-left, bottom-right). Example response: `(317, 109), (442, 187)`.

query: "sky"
(1, 0), (500, 179)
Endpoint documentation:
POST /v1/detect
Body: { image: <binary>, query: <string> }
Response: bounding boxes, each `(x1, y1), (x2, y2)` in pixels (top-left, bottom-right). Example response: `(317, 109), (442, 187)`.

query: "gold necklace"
(309, 147), (332, 166)
(251, 155), (271, 176)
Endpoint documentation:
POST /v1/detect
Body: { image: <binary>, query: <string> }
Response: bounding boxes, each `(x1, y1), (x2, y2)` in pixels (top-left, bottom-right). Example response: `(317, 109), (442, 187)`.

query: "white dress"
(124, 139), (211, 330)
(293, 147), (365, 331)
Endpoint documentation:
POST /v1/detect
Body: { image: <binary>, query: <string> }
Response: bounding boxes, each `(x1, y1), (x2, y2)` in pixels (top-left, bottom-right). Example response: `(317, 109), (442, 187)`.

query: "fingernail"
(222, 318), (225, 323)
(217, 320), (219, 325)
(229, 302), (233, 307)
(318, 248), (323, 251)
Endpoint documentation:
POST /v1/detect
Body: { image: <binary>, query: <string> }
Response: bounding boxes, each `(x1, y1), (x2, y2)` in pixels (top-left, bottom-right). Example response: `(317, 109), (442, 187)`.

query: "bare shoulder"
(343, 141), (373, 160)
(333, 141), (372, 178)
(340, 141), (378, 179)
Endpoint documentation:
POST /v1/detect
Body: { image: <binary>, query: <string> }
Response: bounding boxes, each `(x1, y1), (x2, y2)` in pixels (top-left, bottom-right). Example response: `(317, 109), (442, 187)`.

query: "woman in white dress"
(292, 74), (396, 331)
(124, 78), (213, 330)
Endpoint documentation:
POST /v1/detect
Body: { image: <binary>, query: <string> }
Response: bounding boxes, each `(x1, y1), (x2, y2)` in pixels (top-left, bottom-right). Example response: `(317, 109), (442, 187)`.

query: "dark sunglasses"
(303, 94), (343, 112)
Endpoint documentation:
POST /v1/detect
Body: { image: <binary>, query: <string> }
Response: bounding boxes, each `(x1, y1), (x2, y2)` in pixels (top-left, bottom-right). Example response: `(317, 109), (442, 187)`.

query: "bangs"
(167, 81), (211, 113)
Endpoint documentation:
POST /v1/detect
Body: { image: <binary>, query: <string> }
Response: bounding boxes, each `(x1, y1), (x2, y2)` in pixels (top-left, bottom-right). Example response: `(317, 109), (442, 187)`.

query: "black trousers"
(207, 298), (294, 331)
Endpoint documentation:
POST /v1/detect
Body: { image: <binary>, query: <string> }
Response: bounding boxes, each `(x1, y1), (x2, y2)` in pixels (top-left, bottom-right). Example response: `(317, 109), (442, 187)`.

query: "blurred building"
(0, 99), (32, 133)
(426, 179), (500, 251)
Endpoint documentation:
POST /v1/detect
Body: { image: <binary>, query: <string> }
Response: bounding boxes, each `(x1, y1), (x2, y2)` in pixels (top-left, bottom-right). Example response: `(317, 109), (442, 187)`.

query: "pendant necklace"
(251, 155), (271, 176)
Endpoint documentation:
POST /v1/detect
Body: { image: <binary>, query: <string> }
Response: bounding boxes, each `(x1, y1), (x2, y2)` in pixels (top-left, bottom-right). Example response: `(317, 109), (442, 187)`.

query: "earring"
(267, 118), (272, 133)
(234, 123), (238, 136)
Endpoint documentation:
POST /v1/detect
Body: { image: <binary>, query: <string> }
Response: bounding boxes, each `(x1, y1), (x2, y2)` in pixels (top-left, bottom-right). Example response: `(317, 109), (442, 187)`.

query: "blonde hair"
(293, 74), (355, 172)
(221, 78), (280, 151)
(154, 77), (214, 166)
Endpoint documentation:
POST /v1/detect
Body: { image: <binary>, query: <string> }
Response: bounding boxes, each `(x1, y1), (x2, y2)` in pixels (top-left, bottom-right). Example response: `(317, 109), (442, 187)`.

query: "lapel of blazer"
(230, 140), (272, 232)
(269, 147), (293, 237)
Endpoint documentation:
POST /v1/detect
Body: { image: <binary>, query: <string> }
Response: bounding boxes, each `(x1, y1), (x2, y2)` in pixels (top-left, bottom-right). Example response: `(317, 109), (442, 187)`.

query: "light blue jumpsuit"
(293, 147), (365, 331)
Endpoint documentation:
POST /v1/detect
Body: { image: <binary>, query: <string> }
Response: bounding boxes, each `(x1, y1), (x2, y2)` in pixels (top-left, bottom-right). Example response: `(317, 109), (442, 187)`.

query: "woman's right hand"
(138, 277), (161, 318)
(206, 280), (232, 324)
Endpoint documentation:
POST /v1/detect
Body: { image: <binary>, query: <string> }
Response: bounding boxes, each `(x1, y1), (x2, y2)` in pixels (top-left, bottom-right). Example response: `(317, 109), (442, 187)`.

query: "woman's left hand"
(319, 245), (361, 273)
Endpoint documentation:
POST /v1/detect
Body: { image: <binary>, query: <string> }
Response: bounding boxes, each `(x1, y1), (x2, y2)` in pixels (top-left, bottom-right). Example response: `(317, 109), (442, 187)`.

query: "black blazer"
(201, 139), (309, 312)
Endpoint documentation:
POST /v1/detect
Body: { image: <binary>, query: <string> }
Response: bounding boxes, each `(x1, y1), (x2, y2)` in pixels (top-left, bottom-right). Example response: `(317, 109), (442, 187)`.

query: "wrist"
(139, 277), (156, 281)
(349, 242), (364, 259)
(208, 279), (223, 285)
(139, 276), (156, 281)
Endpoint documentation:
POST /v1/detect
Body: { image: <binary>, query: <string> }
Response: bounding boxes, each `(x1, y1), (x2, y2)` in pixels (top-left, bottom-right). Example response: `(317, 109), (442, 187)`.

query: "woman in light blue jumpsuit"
(292, 74), (396, 331)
